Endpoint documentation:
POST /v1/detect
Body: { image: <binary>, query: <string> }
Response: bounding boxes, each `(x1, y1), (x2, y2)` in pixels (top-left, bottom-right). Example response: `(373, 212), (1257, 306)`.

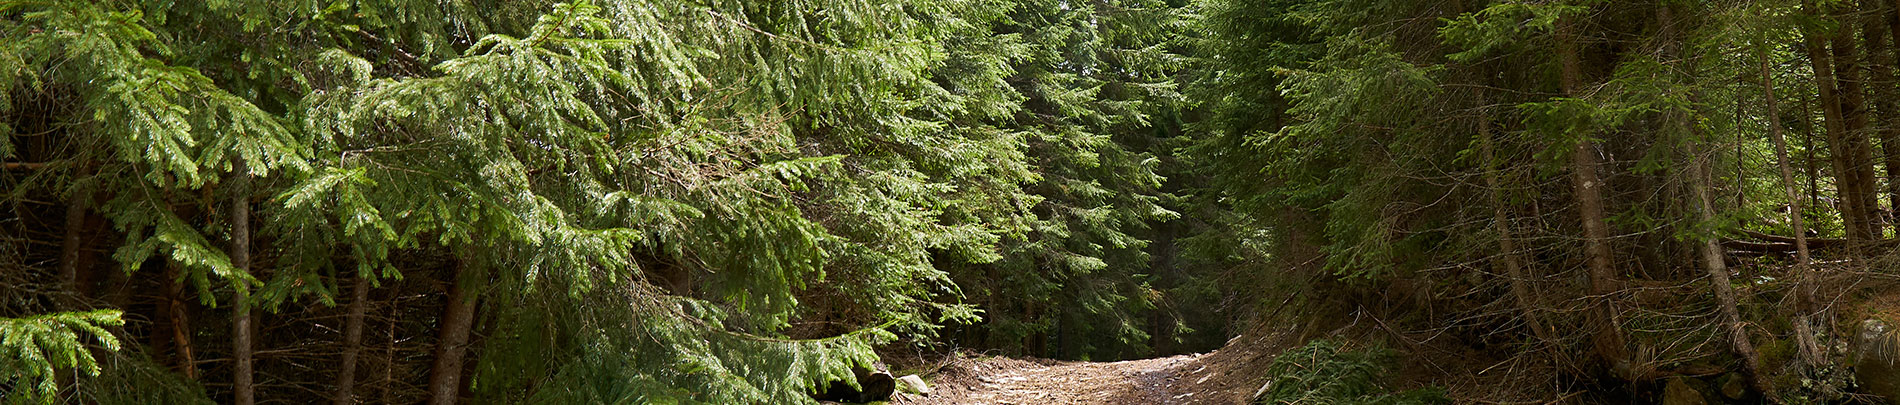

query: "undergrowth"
(1253, 340), (1449, 405)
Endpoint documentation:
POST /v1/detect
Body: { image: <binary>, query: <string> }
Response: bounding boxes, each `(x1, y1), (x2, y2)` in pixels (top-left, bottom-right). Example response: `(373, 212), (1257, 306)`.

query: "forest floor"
(897, 354), (1192, 404)
(892, 348), (1267, 405)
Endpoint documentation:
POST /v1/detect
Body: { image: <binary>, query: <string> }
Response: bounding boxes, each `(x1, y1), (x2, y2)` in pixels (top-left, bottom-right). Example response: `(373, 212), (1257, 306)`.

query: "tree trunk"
(1479, 105), (1555, 347)
(1658, 4), (1768, 389)
(1837, 4), (1871, 237)
(54, 190), (93, 401)
(1807, 1), (1869, 244)
(1025, 302), (1045, 357)
(334, 273), (372, 405)
(1806, 91), (1822, 210)
(1877, 2), (1900, 222)
(1689, 136), (1772, 394)
(1764, 39), (1827, 370)
(1148, 220), (1177, 356)
(384, 295), (398, 405)
(164, 262), (197, 379)
(1659, 9), (1762, 384)
(1824, 1), (1884, 241)
(57, 182), (88, 296)
(1853, 0), (1891, 238)
(1558, 13), (1631, 378)
(427, 260), (480, 405)
(230, 158), (256, 405)
(150, 264), (175, 367)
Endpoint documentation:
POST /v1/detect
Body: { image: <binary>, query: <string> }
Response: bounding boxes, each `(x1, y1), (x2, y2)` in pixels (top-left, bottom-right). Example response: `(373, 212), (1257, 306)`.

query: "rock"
(1715, 372), (1747, 400)
(1662, 377), (1707, 405)
(897, 374), (930, 395)
(1854, 318), (1900, 401)
(812, 365), (896, 403)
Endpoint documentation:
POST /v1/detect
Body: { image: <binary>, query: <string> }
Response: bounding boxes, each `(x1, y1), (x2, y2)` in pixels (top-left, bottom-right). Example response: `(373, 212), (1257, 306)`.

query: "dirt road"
(899, 354), (1206, 404)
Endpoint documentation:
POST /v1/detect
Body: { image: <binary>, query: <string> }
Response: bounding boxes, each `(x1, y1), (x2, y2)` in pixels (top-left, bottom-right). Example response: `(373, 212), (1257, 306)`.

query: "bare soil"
(895, 353), (1226, 405)
(884, 323), (1305, 404)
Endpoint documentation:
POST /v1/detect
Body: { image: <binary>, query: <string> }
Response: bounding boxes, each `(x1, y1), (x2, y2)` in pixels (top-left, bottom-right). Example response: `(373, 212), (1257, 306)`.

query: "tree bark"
(1838, 3), (1872, 235)
(150, 266), (175, 366)
(230, 158), (256, 405)
(1807, 1), (1870, 244)
(1479, 105), (1555, 347)
(1853, 0), (1892, 238)
(1763, 39), (1826, 370)
(427, 260), (480, 405)
(1826, 1), (1883, 241)
(1805, 92), (1822, 209)
(334, 273), (372, 405)
(1557, 13), (1631, 379)
(57, 181), (88, 295)
(1656, 4), (1768, 390)
(164, 262), (196, 379)
(1877, 1), (1900, 222)
(384, 295), (398, 405)
(1689, 137), (1772, 394)
(1025, 302), (1044, 357)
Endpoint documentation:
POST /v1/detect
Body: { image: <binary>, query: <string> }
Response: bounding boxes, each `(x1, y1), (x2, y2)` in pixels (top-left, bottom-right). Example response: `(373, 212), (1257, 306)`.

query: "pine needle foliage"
(3, 0), (1211, 400)
(282, 1), (987, 401)
(0, 310), (122, 404)
(943, 0), (1189, 361)
(6, 0), (997, 400)
(1253, 340), (1448, 405)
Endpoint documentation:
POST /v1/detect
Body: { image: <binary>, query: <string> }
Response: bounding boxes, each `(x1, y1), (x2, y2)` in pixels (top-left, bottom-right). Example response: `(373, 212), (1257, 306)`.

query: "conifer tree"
(3, 0), (1047, 401)
(938, 0), (1185, 360)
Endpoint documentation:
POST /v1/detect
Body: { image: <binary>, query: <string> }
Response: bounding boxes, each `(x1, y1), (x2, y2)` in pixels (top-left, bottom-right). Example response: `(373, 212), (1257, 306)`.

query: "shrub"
(1254, 340), (1448, 405)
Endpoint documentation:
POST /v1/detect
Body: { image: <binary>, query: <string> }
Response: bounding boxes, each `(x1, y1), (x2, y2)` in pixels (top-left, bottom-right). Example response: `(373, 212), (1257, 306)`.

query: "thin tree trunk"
(1883, 2), (1900, 227)
(1147, 221), (1176, 355)
(1764, 40), (1826, 370)
(1657, 4), (1768, 390)
(54, 191), (92, 401)
(383, 294), (398, 405)
(427, 260), (480, 405)
(1837, 5), (1871, 235)
(1805, 89), (1822, 213)
(1025, 302), (1044, 357)
(334, 273), (372, 405)
(150, 266), (175, 366)
(1558, 14), (1631, 378)
(1148, 308), (1167, 355)
(1479, 108), (1555, 346)
(230, 158), (255, 405)
(1737, 77), (1747, 209)
(164, 262), (196, 379)
(57, 182), (88, 295)
(1689, 137), (1772, 394)
(1858, 0), (1893, 237)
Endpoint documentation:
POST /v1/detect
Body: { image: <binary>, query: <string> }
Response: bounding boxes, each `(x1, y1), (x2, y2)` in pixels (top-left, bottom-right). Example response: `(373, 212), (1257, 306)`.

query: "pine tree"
(5, 0), (1045, 402)
(935, 0), (1186, 360)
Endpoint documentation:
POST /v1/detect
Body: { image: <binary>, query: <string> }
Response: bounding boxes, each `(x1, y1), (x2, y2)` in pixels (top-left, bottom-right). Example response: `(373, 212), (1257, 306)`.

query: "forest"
(10, 0), (1900, 403)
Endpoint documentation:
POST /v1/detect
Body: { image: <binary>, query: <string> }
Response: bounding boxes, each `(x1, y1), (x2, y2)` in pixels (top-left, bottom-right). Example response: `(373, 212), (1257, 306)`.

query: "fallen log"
(1721, 239), (1797, 253)
(1723, 229), (1900, 253)
(1737, 229), (1847, 248)
(812, 365), (895, 403)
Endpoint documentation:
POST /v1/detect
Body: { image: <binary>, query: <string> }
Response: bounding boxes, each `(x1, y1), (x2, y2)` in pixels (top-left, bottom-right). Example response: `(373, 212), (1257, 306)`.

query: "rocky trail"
(888, 352), (1254, 405)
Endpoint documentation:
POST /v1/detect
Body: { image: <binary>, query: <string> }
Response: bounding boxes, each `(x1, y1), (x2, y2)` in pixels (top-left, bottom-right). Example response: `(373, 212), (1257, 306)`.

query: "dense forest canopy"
(11, 0), (1900, 403)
